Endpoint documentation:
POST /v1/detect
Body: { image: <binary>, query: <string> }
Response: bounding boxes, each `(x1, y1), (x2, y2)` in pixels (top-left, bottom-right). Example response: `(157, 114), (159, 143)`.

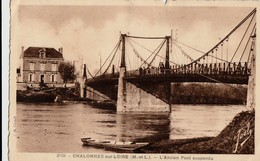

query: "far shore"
(16, 82), (247, 105)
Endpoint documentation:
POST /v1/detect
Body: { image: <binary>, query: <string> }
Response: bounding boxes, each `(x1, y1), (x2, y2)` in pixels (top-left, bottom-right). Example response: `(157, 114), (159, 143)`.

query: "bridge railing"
(86, 72), (119, 82)
(86, 62), (250, 83)
(126, 62), (251, 77)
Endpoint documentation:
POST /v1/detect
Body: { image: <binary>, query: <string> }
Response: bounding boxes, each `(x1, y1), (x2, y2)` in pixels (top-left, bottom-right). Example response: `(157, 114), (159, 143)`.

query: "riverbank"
(138, 110), (254, 154)
(16, 87), (89, 103)
(171, 83), (247, 104)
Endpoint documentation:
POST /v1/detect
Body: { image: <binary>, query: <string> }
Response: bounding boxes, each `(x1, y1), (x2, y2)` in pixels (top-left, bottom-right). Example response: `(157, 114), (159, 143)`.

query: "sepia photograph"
(8, 0), (259, 161)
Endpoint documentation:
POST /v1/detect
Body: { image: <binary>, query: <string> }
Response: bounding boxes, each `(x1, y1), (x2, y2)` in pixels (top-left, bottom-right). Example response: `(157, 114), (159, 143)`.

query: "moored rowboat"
(81, 137), (149, 152)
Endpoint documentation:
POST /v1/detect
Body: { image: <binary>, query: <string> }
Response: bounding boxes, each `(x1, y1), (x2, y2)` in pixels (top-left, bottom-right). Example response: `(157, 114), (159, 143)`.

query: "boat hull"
(81, 138), (149, 152)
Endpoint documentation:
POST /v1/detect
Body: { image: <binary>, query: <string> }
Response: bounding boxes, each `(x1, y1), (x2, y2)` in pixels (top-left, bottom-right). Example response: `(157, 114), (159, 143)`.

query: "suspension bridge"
(82, 8), (256, 112)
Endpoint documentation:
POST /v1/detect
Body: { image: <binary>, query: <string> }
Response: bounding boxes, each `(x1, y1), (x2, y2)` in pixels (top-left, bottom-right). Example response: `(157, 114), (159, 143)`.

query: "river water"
(16, 103), (245, 153)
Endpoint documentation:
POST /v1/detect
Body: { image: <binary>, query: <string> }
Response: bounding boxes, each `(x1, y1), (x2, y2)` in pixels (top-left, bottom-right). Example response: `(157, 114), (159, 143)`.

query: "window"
(51, 74), (56, 82)
(29, 74), (32, 82)
(39, 48), (46, 58)
(52, 64), (57, 71)
(29, 63), (35, 70)
(40, 63), (45, 71)
(28, 73), (34, 82)
(39, 74), (45, 83)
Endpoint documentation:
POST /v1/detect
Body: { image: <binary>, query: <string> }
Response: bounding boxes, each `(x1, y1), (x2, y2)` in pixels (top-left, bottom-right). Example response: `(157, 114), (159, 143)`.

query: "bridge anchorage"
(83, 8), (256, 112)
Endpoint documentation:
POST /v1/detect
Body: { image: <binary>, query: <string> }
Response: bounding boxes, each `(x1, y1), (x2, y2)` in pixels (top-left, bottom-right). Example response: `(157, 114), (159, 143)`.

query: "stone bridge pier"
(117, 67), (171, 112)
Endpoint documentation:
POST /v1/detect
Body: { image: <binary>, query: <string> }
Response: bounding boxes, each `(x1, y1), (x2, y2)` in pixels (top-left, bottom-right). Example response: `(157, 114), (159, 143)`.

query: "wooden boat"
(81, 137), (149, 152)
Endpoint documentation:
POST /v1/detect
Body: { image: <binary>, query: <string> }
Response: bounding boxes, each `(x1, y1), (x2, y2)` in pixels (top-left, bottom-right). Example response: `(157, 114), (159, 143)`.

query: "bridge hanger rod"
(239, 23), (256, 62)
(246, 28), (256, 63)
(173, 41), (194, 61)
(247, 40), (254, 64)
(174, 40), (230, 63)
(126, 35), (168, 40)
(186, 8), (256, 66)
(244, 43), (253, 63)
(207, 55), (229, 63)
(229, 14), (256, 63)
(174, 39), (205, 55)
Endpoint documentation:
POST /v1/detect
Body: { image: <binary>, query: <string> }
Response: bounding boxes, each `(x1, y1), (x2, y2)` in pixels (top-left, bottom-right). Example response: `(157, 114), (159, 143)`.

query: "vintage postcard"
(9, 0), (260, 161)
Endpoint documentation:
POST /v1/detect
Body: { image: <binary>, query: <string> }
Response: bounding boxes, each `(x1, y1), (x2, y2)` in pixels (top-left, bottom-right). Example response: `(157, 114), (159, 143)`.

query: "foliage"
(58, 61), (77, 86)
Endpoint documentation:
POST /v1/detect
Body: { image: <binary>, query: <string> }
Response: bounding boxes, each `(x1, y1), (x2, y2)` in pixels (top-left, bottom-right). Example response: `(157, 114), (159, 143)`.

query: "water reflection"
(169, 104), (245, 139)
(115, 113), (170, 142)
(16, 103), (244, 153)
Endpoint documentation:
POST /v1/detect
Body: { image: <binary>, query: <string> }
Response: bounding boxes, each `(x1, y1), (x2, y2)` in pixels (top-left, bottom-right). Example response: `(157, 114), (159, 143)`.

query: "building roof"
(23, 47), (63, 58)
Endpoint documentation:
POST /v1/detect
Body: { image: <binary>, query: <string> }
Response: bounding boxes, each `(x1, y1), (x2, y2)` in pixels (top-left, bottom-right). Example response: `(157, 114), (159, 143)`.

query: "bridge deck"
(86, 73), (249, 86)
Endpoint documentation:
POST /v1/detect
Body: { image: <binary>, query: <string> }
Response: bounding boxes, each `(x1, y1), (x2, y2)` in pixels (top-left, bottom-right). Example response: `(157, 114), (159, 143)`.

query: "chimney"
(21, 46), (24, 58)
(83, 64), (87, 78)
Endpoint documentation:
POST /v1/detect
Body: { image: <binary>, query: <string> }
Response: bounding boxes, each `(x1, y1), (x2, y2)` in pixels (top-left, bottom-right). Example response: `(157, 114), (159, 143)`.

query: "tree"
(58, 62), (77, 87)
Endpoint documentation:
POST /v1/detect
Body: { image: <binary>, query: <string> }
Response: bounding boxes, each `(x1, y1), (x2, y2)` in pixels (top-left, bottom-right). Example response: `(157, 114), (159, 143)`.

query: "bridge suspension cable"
(130, 38), (167, 75)
(128, 37), (179, 66)
(239, 24), (256, 62)
(126, 38), (153, 66)
(126, 37), (167, 67)
(93, 38), (122, 78)
(246, 30), (256, 64)
(148, 40), (168, 67)
(175, 39), (205, 55)
(87, 67), (95, 78)
(101, 40), (122, 76)
(186, 8), (256, 66)
(170, 9), (256, 81)
(172, 41), (194, 62)
(173, 38), (230, 64)
(126, 35), (166, 39)
(229, 12), (256, 63)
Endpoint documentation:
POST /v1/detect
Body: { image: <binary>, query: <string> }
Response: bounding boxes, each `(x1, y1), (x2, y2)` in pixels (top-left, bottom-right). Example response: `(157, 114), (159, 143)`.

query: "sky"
(12, 4), (254, 73)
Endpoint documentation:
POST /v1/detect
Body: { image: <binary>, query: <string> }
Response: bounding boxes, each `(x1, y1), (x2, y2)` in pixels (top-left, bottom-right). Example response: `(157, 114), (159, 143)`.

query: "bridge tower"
(117, 34), (171, 112)
(165, 36), (170, 69)
(246, 34), (256, 110)
(117, 34), (127, 112)
(80, 64), (87, 98)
